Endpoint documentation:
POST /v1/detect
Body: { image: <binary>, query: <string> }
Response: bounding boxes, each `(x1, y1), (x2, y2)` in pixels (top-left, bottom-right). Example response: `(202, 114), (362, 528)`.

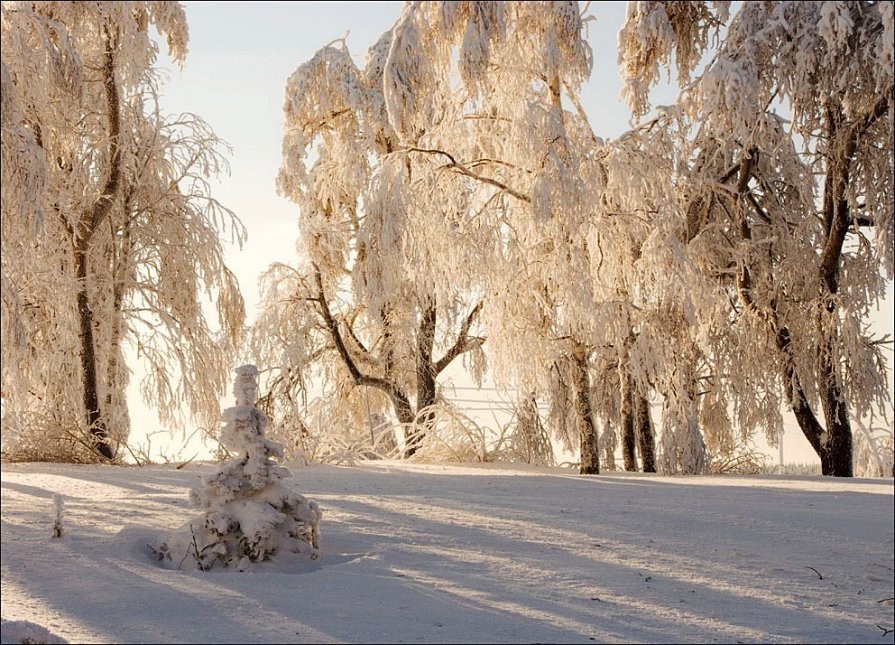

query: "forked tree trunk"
(782, 344), (854, 478)
(818, 349), (853, 477)
(733, 121), (857, 477)
(775, 326), (853, 477)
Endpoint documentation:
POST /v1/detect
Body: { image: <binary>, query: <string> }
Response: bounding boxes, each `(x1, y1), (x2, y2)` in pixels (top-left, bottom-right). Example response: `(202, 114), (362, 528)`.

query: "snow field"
(1, 461), (893, 644)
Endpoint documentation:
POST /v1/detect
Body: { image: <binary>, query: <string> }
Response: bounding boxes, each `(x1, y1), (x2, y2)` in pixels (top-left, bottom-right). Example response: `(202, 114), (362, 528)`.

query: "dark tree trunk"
(75, 248), (113, 459)
(775, 326), (853, 476)
(390, 393), (416, 429)
(635, 391), (656, 473)
(620, 373), (637, 471)
(819, 350), (853, 477)
(407, 303), (438, 457)
(730, 102), (868, 478)
(769, 104), (862, 478)
(572, 349), (599, 474)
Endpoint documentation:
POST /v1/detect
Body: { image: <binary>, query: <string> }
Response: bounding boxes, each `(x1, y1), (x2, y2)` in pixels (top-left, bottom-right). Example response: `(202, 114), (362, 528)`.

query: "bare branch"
(434, 302), (484, 375)
(403, 147), (531, 203)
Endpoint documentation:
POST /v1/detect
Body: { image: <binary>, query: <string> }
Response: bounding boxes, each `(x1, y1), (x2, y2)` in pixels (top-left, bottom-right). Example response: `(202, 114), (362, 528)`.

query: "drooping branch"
(403, 147), (531, 203)
(342, 311), (376, 366)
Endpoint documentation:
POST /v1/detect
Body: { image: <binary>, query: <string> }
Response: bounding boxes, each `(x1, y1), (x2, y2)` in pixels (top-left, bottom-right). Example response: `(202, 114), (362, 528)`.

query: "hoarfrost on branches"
(618, 0), (893, 476)
(258, 25), (486, 458)
(1, 2), (245, 462)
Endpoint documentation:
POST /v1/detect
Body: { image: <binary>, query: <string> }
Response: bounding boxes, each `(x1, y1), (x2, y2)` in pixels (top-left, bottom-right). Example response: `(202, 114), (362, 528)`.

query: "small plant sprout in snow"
(149, 365), (321, 571)
(51, 495), (63, 539)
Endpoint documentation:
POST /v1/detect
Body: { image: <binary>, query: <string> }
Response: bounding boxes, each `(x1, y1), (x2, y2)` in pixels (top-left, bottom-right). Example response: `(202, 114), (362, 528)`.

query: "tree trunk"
(572, 348), (599, 474)
(819, 349), (853, 477)
(407, 303), (438, 457)
(104, 217), (131, 434)
(390, 393), (416, 428)
(384, 389), (418, 458)
(635, 390), (656, 473)
(75, 248), (113, 459)
(620, 373), (637, 471)
(805, 104), (856, 477)
(775, 325), (853, 476)
(732, 129), (854, 477)
(70, 30), (121, 462)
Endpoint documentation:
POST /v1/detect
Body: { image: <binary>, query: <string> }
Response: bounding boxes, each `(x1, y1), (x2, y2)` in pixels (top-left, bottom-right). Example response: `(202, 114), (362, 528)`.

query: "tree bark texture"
(408, 303), (438, 457)
(572, 348), (599, 474)
(75, 249), (114, 459)
(620, 373), (637, 471)
(73, 31), (122, 460)
(635, 390), (657, 473)
(818, 348), (853, 476)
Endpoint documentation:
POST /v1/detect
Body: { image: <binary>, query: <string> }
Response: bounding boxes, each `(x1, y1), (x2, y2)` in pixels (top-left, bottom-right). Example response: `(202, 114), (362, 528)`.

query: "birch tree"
(1, 2), (244, 461)
(378, 1), (720, 475)
(259, 35), (485, 458)
(377, 1), (613, 473)
(620, 0), (894, 476)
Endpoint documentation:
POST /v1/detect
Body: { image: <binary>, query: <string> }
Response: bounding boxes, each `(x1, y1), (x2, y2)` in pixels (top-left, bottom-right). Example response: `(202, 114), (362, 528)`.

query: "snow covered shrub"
(505, 396), (556, 467)
(598, 421), (618, 471)
(853, 423), (894, 478)
(1, 410), (113, 464)
(658, 398), (707, 475)
(708, 441), (770, 475)
(407, 405), (489, 463)
(272, 396), (401, 465)
(410, 402), (555, 465)
(149, 365), (321, 571)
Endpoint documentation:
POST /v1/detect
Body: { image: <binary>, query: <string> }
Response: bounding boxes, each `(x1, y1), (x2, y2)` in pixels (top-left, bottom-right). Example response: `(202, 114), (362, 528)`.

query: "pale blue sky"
(134, 1), (893, 465)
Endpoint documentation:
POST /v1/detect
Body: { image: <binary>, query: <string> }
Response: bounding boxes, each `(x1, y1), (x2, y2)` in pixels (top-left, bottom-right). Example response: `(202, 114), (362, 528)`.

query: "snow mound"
(0, 620), (68, 645)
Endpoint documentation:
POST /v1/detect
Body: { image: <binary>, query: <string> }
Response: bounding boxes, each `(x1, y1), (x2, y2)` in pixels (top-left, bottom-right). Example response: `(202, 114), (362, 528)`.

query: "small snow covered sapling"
(152, 365), (321, 571)
(51, 495), (64, 539)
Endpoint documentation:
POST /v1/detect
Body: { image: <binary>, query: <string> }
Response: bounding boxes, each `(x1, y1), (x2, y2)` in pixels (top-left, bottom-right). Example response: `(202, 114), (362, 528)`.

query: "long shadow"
(2, 520), (599, 643)
(319, 494), (883, 643)
(0, 462), (205, 495)
(3, 463), (892, 644)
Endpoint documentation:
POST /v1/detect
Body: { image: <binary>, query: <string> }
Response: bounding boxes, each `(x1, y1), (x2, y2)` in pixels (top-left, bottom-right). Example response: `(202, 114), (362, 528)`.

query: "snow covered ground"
(1, 461), (893, 644)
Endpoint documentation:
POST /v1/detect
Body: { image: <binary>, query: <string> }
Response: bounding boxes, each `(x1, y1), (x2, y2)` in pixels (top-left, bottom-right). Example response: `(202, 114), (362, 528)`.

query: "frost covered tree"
(150, 365), (321, 570)
(256, 33), (485, 457)
(260, 0), (890, 478)
(507, 394), (555, 466)
(1, 2), (244, 461)
(376, 1), (715, 475)
(263, 1), (701, 475)
(620, 0), (894, 476)
(377, 1), (611, 473)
